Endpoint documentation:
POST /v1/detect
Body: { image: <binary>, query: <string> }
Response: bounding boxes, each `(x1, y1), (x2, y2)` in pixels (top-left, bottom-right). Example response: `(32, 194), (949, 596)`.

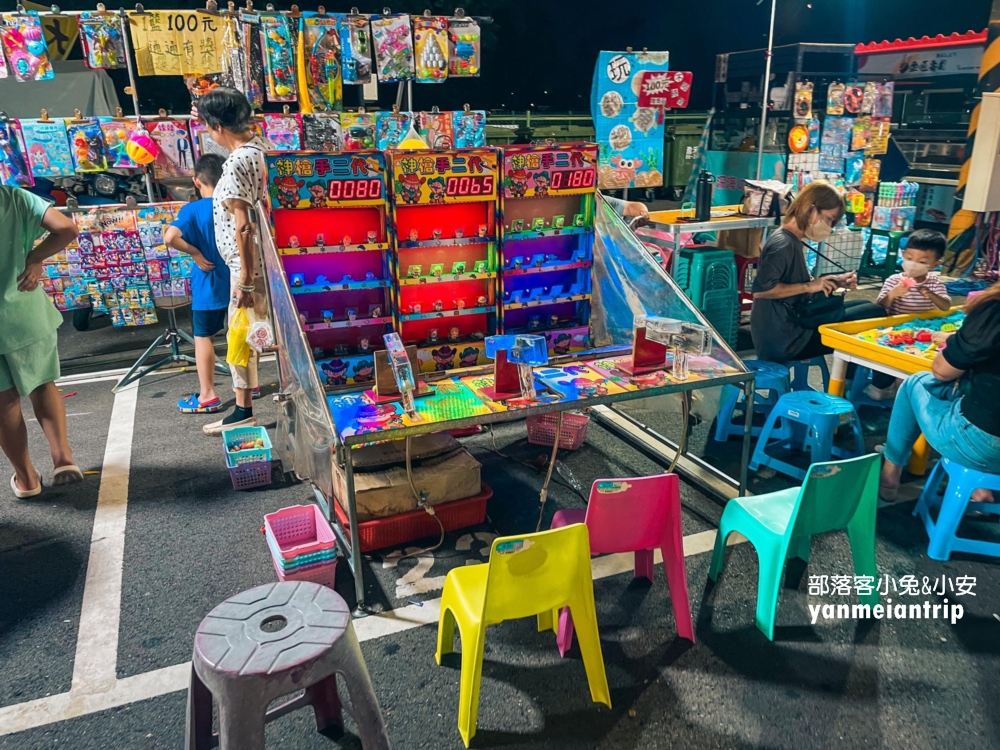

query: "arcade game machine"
(498, 143), (598, 355)
(389, 148), (500, 373)
(265, 151), (393, 387)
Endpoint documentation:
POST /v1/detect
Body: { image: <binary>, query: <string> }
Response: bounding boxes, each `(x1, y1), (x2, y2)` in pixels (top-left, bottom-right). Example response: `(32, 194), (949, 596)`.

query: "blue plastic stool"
(847, 367), (893, 410)
(714, 360), (791, 442)
(913, 458), (1000, 561)
(749, 391), (865, 481)
(790, 356), (830, 393)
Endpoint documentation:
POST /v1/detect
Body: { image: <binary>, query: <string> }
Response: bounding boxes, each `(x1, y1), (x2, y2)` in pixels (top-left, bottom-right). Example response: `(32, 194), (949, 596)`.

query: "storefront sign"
(501, 144), (598, 198)
(128, 11), (225, 76)
(856, 46), (983, 79)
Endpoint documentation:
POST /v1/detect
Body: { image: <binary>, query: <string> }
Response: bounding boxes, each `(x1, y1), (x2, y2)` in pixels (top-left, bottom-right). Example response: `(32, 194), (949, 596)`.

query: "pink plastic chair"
(541, 474), (695, 656)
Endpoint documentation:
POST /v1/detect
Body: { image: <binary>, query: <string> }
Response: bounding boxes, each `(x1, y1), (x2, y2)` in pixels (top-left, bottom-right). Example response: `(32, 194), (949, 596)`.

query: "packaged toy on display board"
(0, 11), (54, 82)
(376, 108), (413, 149)
(301, 14), (342, 112)
(302, 112), (342, 150)
(339, 12), (372, 84)
(265, 151), (392, 388)
(78, 10), (126, 69)
(390, 148), (499, 373)
(260, 12), (296, 102)
(238, 9), (265, 108)
(18, 114), (74, 178)
(341, 110), (376, 150)
(66, 116), (109, 173)
(99, 115), (142, 169)
(371, 13), (415, 83)
(447, 14), (480, 77)
(591, 49), (670, 189)
(414, 14), (448, 82)
(147, 117), (193, 178)
(260, 111), (302, 151)
(499, 143), (598, 355)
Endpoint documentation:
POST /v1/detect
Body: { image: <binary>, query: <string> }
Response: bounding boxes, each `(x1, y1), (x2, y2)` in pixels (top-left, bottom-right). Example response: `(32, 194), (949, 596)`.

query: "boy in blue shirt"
(165, 154), (231, 413)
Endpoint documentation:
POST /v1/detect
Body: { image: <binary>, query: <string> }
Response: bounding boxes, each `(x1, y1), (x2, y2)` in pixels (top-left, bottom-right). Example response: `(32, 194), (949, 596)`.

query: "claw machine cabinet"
(499, 143), (598, 355)
(389, 149), (500, 373)
(265, 151), (392, 388)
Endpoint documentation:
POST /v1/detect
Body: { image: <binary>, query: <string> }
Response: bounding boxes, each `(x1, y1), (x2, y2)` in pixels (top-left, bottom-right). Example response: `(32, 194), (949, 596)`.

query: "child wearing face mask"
(866, 229), (951, 400)
(876, 229), (951, 315)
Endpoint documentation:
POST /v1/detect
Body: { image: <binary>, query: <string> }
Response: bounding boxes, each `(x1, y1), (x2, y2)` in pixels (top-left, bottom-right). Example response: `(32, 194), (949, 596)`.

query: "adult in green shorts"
(0, 186), (83, 498)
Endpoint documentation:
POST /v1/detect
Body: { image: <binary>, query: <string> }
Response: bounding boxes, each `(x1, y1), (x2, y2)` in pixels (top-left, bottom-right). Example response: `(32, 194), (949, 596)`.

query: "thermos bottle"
(695, 170), (716, 222)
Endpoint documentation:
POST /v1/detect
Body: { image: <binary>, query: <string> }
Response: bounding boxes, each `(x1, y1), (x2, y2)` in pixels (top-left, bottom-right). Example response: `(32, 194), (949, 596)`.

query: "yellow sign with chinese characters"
(127, 11), (224, 76)
(22, 1), (78, 61)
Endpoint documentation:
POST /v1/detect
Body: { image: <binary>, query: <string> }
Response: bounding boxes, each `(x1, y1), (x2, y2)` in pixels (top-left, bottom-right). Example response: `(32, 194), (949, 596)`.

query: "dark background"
(40, 0), (996, 113)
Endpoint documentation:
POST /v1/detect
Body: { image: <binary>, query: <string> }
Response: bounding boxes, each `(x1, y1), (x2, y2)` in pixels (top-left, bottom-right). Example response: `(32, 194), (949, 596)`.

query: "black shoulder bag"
(786, 241), (850, 329)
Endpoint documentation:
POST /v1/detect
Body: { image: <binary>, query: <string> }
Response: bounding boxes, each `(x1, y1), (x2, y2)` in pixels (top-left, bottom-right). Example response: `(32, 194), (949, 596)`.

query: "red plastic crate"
(333, 483), (493, 553)
(526, 411), (589, 450)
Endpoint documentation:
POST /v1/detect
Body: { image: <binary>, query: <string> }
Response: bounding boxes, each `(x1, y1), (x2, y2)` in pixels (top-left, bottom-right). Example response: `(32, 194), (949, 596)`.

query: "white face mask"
(902, 260), (931, 277)
(805, 220), (832, 242)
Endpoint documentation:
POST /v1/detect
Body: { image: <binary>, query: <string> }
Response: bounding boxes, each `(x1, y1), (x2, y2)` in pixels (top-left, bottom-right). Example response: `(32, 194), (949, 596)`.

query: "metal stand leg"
(739, 379), (755, 497)
(344, 450), (368, 617)
(113, 307), (216, 392)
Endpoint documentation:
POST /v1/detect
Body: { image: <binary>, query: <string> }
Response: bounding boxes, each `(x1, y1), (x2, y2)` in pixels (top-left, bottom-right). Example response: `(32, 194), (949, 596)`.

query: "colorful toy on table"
(622, 315), (713, 380)
(854, 311), (965, 360)
(483, 334), (548, 401)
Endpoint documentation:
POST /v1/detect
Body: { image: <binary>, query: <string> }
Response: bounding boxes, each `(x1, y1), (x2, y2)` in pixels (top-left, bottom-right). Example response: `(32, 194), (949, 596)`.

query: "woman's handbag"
(790, 292), (846, 328)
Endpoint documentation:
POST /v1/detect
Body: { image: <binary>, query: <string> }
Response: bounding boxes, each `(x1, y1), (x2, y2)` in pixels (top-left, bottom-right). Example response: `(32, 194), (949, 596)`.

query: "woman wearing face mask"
(750, 181), (883, 363)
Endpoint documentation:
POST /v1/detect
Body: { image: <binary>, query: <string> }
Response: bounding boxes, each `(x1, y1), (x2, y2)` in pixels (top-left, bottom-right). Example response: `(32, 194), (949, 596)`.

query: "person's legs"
(28, 381), (75, 470)
(788, 328), (831, 361)
(0, 385), (38, 492)
(194, 335), (219, 403)
(841, 300), (884, 322)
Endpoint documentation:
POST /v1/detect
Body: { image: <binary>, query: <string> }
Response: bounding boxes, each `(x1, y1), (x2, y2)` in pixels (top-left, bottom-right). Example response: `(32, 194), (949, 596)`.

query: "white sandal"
(10, 474), (42, 499)
(52, 465), (84, 485)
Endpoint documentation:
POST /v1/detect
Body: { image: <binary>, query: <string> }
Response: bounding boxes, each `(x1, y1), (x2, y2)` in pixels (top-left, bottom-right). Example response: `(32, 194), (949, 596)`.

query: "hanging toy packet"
(78, 12), (126, 69)
(302, 15), (342, 112)
(340, 111), (375, 150)
(453, 109), (486, 148)
(260, 113), (302, 151)
(0, 11), (54, 82)
(843, 82), (864, 115)
(260, 13), (296, 102)
(447, 17), (480, 77)
(148, 119), (194, 179)
(0, 119), (33, 187)
(19, 117), (74, 177)
(417, 109), (454, 148)
(414, 15), (448, 82)
(376, 110), (413, 149)
(339, 14), (372, 84)
(302, 113), (342, 150)
(793, 81), (813, 120)
(66, 119), (109, 173)
(99, 118), (141, 169)
(371, 13), (414, 83)
(239, 11), (265, 109)
(826, 82), (845, 115)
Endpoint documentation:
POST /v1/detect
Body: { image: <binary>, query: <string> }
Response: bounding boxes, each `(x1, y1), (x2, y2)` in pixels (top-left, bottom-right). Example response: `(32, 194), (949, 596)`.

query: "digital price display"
(329, 178), (383, 201)
(549, 169), (595, 190)
(445, 175), (495, 196)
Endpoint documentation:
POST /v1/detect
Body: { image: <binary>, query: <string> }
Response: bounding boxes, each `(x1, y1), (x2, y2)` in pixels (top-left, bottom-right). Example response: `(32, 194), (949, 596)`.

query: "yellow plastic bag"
(226, 307), (252, 367)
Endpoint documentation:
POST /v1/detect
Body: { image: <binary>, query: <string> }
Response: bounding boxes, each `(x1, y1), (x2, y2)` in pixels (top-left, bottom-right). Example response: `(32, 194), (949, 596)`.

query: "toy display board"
(40, 202), (195, 314)
(590, 50), (669, 189)
(389, 148), (499, 373)
(327, 350), (744, 438)
(499, 143), (598, 355)
(264, 151), (392, 389)
(820, 308), (964, 375)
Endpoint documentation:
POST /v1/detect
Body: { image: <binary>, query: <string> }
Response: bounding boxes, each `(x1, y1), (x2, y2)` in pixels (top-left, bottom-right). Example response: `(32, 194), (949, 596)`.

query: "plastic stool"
(714, 360), (791, 442)
(186, 582), (391, 750)
(913, 458), (1000, 561)
(790, 356), (830, 393)
(846, 366), (892, 410)
(749, 391), (865, 481)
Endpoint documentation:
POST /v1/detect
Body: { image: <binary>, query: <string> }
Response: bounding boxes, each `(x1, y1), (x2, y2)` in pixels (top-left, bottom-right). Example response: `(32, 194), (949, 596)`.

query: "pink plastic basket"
(272, 553), (337, 587)
(229, 460), (273, 491)
(526, 411), (590, 450)
(264, 504), (337, 559)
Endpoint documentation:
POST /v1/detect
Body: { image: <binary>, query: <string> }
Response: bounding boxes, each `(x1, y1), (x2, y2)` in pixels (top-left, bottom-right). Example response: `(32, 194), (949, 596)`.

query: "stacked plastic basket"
(222, 425), (273, 490)
(263, 504), (338, 588)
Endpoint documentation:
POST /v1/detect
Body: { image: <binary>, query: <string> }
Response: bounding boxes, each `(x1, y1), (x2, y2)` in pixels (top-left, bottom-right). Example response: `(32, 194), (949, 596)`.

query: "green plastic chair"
(708, 453), (880, 641)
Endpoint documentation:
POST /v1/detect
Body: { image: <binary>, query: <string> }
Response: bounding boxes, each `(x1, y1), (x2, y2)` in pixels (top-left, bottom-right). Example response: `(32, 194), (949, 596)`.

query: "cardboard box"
(716, 227), (764, 258)
(333, 434), (482, 521)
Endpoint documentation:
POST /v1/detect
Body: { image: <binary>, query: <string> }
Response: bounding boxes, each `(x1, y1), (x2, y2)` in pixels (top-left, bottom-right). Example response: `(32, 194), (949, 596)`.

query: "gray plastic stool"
(185, 581), (391, 750)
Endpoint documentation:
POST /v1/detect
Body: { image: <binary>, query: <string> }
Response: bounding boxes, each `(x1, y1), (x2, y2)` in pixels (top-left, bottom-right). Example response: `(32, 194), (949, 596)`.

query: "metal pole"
(119, 10), (156, 203)
(407, 79), (414, 110)
(755, 0), (776, 180)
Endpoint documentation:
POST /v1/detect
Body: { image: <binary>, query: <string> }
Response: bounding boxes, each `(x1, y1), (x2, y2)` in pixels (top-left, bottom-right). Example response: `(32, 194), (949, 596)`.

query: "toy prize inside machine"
(265, 152), (392, 389)
(499, 143), (598, 356)
(390, 149), (499, 373)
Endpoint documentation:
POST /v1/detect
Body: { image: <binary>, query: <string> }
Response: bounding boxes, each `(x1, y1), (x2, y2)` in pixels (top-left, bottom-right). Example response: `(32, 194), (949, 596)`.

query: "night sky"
(50, 0), (995, 114)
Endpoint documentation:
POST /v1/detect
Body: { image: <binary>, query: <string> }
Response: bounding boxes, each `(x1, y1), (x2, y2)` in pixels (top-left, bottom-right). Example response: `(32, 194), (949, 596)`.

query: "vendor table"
(819, 308), (962, 476)
(646, 204), (777, 273)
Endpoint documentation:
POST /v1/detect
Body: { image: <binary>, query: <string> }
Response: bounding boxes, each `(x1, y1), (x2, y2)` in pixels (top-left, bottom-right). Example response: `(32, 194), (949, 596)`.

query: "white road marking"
(69, 381), (138, 697)
(0, 523), (741, 736)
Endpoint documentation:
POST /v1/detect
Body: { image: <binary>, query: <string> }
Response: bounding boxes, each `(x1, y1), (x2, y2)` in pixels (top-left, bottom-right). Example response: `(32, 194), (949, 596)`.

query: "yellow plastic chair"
(435, 525), (611, 747)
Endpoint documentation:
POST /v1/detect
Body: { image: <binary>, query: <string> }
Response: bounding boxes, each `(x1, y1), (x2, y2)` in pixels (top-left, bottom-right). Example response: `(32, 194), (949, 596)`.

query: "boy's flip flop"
(10, 474), (42, 498)
(53, 465), (84, 485)
(178, 394), (223, 413)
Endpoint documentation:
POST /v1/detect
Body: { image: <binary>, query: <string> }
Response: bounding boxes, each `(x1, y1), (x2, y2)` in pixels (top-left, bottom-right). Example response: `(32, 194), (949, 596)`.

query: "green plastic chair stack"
(709, 453), (881, 640)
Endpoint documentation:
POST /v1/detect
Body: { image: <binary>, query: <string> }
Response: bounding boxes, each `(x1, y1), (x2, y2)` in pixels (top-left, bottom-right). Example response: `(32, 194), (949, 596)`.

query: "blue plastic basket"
(222, 425), (273, 468)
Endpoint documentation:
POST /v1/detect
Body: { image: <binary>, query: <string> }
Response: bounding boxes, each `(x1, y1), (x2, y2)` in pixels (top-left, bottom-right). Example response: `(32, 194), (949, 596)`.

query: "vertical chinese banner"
(127, 11), (225, 76)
